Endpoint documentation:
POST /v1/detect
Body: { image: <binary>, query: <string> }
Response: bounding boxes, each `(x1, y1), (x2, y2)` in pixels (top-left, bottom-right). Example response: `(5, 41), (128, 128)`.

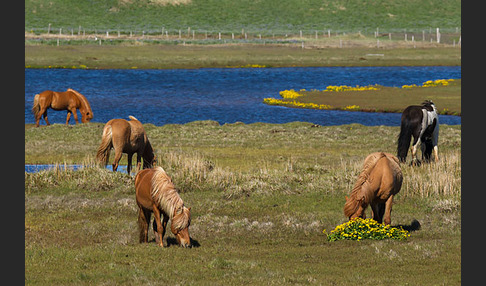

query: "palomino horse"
(135, 167), (191, 248)
(344, 152), (403, 225)
(397, 100), (439, 165)
(96, 116), (155, 174)
(32, 88), (93, 127)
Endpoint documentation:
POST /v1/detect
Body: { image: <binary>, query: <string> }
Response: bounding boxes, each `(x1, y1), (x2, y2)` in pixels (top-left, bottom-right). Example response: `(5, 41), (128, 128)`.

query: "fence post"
(436, 28), (440, 43)
(48, 23), (51, 35)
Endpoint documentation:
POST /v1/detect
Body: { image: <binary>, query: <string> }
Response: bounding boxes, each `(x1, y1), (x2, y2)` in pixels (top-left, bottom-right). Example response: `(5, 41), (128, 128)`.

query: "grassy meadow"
(25, 0), (461, 69)
(26, 0), (460, 33)
(25, 43), (461, 69)
(25, 0), (461, 283)
(25, 122), (461, 284)
(264, 79), (461, 115)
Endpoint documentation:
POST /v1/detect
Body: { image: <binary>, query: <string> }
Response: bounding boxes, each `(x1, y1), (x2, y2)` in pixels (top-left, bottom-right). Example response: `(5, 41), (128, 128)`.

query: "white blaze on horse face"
(176, 228), (191, 248)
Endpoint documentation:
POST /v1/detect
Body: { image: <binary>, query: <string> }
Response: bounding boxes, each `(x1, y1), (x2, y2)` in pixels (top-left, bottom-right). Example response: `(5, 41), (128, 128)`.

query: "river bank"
(25, 43), (461, 69)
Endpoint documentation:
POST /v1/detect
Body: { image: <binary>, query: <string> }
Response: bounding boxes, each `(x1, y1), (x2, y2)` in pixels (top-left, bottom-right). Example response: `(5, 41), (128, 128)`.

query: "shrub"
(325, 218), (410, 242)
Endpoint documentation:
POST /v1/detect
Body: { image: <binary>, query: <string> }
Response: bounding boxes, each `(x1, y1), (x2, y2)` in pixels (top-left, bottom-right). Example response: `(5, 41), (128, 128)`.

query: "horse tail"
(128, 115), (139, 121)
(32, 93), (40, 118)
(397, 117), (413, 162)
(96, 124), (113, 165)
(142, 139), (155, 168)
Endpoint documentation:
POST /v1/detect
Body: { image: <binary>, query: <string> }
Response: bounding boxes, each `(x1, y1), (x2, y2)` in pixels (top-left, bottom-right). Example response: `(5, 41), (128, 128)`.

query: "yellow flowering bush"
(324, 218), (410, 242)
(279, 89), (304, 99)
(323, 85), (379, 92)
(227, 64), (267, 68)
(263, 98), (332, 110)
(422, 79), (454, 87)
(343, 105), (360, 111)
(402, 79), (454, 89)
(401, 84), (417, 88)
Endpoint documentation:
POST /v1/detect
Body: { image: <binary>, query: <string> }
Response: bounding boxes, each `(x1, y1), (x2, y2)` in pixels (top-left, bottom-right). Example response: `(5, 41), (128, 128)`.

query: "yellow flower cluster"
(227, 64), (267, 68)
(325, 217), (410, 242)
(323, 85), (379, 92)
(422, 79), (454, 87)
(401, 84), (417, 88)
(343, 105), (360, 111)
(402, 79), (454, 88)
(263, 98), (332, 110)
(279, 89), (306, 99)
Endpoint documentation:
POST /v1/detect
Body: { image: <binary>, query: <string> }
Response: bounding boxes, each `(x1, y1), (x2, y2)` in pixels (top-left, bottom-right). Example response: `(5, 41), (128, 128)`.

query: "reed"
(400, 150), (461, 198)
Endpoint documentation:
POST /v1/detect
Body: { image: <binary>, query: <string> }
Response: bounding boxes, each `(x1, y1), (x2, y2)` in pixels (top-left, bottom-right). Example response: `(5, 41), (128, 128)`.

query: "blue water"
(25, 66), (461, 127)
(24, 164), (128, 173)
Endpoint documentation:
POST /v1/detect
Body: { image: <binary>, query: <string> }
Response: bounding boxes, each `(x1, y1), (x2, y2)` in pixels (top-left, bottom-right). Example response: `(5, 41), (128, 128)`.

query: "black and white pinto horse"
(397, 100), (439, 165)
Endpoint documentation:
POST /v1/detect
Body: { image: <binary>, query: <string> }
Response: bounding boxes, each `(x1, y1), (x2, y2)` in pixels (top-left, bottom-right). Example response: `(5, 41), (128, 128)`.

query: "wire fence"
(25, 25), (461, 47)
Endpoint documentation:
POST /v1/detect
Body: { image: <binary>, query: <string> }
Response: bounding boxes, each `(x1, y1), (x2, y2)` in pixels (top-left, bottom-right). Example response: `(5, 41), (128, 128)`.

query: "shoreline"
(25, 44), (461, 70)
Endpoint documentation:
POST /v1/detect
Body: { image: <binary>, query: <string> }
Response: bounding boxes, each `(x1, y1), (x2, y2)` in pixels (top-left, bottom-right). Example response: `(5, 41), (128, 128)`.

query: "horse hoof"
(410, 159), (421, 167)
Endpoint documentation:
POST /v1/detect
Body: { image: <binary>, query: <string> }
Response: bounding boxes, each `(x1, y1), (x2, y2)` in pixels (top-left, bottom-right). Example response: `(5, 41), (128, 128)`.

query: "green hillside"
(26, 0), (461, 33)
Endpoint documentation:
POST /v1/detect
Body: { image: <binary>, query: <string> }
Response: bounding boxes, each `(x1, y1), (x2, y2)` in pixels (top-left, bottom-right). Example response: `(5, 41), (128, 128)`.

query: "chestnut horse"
(96, 116), (155, 174)
(32, 88), (93, 127)
(344, 152), (403, 225)
(135, 167), (191, 248)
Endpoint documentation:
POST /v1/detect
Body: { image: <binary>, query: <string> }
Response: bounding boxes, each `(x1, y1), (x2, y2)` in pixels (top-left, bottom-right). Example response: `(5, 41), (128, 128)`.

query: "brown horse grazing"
(135, 167), (191, 248)
(344, 152), (403, 225)
(96, 116), (156, 174)
(32, 88), (93, 127)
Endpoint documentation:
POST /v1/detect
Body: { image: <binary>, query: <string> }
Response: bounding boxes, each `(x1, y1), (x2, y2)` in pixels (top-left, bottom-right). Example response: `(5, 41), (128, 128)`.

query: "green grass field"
(24, 44), (461, 69)
(25, 1), (461, 283)
(25, 0), (461, 69)
(26, 0), (460, 33)
(25, 122), (461, 284)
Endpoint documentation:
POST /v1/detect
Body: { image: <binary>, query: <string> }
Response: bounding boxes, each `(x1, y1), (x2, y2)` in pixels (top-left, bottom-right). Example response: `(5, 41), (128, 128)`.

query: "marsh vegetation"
(25, 122), (461, 284)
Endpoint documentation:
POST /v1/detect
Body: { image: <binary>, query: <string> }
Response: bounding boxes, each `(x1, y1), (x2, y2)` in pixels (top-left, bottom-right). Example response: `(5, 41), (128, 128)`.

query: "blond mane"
(67, 88), (93, 118)
(151, 167), (190, 230)
(344, 152), (387, 217)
